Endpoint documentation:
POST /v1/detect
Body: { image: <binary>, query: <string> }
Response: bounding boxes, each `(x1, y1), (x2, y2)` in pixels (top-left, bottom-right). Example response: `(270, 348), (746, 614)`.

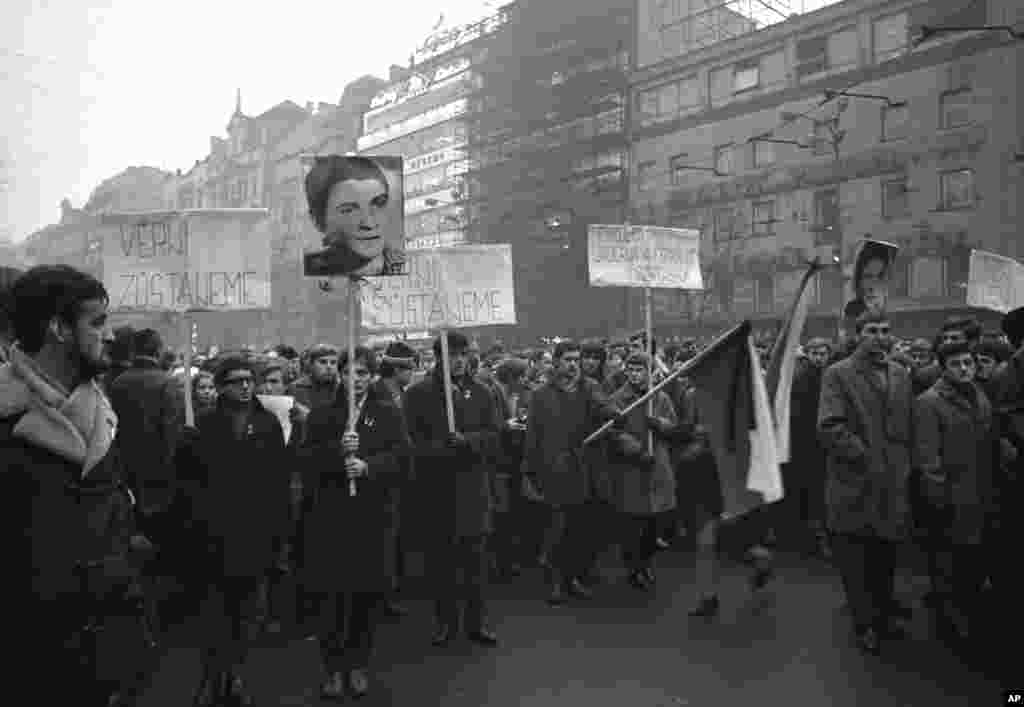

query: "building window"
(873, 13), (908, 63)
(713, 207), (736, 242)
(889, 256), (910, 298)
(669, 154), (689, 187)
(939, 169), (975, 210)
(733, 59), (760, 92)
(910, 256), (947, 298)
(756, 275), (775, 314)
(637, 161), (657, 191)
(940, 88), (973, 129)
(812, 188), (840, 244)
(714, 143), (734, 175)
(753, 139), (775, 168)
(797, 28), (859, 79)
(882, 178), (910, 219)
(881, 103), (909, 141)
(752, 200), (776, 236)
(638, 75), (701, 127)
(811, 121), (833, 156)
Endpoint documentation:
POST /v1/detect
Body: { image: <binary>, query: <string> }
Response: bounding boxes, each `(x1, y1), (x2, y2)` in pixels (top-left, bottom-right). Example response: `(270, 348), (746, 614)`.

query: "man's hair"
(7, 265), (109, 354)
(580, 339), (606, 363)
(629, 330), (657, 355)
(432, 331), (470, 359)
(133, 328), (163, 359)
(305, 155), (389, 233)
(936, 340), (972, 368)
(111, 325), (136, 363)
(339, 345), (378, 375)
(495, 357), (529, 385)
(854, 309), (890, 334)
(274, 344), (298, 360)
(805, 337), (832, 351)
(553, 339), (581, 361)
(214, 355), (255, 386)
(909, 338), (933, 354)
(260, 358), (287, 380)
(625, 351), (651, 368)
(379, 340), (417, 377)
(307, 343), (339, 363)
(939, 315), (982, 343)
(972, 339), (1012, 363)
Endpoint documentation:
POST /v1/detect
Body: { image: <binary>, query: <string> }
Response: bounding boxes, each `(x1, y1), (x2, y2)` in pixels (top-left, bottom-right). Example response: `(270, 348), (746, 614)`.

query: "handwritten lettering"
(118, 220), (189, 260)
(364, 288), (509, 330)
(116, 270), (263, 310)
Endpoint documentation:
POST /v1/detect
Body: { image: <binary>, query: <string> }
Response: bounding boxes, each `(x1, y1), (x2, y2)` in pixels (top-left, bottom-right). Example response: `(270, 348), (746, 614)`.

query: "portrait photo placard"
(302, 154), (406, 278)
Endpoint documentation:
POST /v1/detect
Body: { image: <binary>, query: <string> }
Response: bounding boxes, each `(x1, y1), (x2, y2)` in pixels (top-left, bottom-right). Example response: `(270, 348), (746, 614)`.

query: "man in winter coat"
(176, 355), (292, 706)
(0, 265), (138, 706)
(403, 331), (502, 648)
(300, 346), (411, 700)
(288, 343), (340, 412)
(818, 309), (914, 656)
(524, 339), (620, 605)
(913, 341), (997, 644)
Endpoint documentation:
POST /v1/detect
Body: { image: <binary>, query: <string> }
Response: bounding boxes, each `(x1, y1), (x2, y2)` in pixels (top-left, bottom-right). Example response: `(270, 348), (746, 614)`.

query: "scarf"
(0, 346), (117, 479)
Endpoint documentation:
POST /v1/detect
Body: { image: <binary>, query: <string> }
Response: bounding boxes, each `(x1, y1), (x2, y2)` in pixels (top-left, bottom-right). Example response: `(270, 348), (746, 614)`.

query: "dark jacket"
(607, 384), (677, 515)
(789, 359), (827, 473)
(288, 375), (339, 412)
(818, 353), (914, 540)
(108, 357), (185, 510)
(174, 399), (291, 579)
(913, 376), (997, 544)
(299, 386), (410, 593)
(403, 372), (501, 539)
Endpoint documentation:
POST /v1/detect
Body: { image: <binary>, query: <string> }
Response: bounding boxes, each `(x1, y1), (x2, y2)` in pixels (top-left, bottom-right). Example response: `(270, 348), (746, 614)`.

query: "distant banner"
(587, 224), (702, 289)
(101, 209), (271, 312)
(967, 249), (1024, 314)
(361, 244), (515, 332)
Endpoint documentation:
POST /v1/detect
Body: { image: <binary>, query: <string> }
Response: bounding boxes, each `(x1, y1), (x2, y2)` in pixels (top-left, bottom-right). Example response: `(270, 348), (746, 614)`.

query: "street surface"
(137, 548), (1001, 706)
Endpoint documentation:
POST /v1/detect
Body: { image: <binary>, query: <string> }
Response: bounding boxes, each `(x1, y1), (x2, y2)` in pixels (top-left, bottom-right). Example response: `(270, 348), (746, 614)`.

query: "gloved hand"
(646, 415), (672, 436)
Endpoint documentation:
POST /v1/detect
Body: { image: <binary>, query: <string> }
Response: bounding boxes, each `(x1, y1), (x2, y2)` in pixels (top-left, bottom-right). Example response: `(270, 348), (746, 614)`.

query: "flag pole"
(347, 277), (358, 497)
(645, 284), (654, 454)
(439, 328), (456, 434)
(583, 321), (747, 447)
(183, 312), (195, 428)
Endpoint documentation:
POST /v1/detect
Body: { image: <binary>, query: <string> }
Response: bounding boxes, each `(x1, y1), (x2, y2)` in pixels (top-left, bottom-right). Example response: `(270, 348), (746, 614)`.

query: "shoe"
(566, 577), (593, 600)
(750, 566), (775, 591)
(347, 668), (370, 699)
(547, 581), (568, 606)
(191, 669), (216, 707)
(431, 624), (454, 647)
(383, 600), (408, 618)
(688, 595), (719, 617)
(856, 627), (881, 656)
(628, 569), (651, 591)
(320, 671), (345, 701)
(641, 567), (656, 585)
(466, 627), (499, 646)
(655, 537), (671, 551)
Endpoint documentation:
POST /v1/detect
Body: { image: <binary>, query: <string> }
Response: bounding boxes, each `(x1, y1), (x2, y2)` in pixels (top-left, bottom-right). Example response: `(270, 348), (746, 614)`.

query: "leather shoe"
(383, 600), (408, 618)
(347, 668), (370, 699)
(856, 627), (881, 655)
(467, 627), (499, 646)
(566, 577), (592, 599)
(641, 567), (656, 585)
(547, 581), (568, 606)
(628, 569), (651, 591)
(688, 595), (719, 617)
(431, 624), (454, 647)
(320, 672), (345, 701)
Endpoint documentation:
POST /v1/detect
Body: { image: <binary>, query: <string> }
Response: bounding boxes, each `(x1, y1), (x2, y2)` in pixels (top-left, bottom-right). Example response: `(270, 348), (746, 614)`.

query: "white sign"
(362, 244), (515, 332)
(404, 144), (468, 174)
(587, 224), (703, 290)
(413, 13), (507, 64)
(101, 209), (271, 312)
(357, 99), (468, 152)
(406, 230), (466, 251)
(367, 58), (471, 112)
(967, 249), (1024, 313)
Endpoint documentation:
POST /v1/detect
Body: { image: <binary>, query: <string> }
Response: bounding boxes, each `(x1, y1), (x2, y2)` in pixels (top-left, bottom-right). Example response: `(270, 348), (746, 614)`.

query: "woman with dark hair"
(304, 155), (406, 278)
(191, 370), (218, 417)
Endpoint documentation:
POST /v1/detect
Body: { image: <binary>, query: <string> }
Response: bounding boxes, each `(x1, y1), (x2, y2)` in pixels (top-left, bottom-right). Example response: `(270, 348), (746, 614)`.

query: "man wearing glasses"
(819, 310), (915, 656)
(177, 355), (292, 706)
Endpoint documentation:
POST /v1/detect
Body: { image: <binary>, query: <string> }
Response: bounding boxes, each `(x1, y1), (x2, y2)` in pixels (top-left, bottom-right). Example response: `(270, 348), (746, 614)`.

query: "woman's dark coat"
(174, 399), (291, 579)
(298, 386), (410, 594)
(403, 372), (501, 540)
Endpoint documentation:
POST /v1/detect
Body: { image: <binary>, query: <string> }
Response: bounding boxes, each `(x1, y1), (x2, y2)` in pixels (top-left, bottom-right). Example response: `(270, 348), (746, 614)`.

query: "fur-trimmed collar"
(0, 347), (117, 478)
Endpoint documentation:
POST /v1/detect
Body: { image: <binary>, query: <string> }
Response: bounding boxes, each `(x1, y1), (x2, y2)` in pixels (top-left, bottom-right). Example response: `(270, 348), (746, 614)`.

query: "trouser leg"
(865, 536), (897, 631)
(345, 593), (381, 668)
(429, 540), (459, 629)
(202, 577), (259, 673)
(462, 535), (490, 632)
(829, 533), (875, 633)
(318, 592), (346, 674)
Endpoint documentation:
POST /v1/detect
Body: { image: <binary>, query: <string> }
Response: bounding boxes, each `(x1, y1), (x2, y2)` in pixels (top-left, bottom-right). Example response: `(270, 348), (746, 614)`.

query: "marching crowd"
(2, 264), (1021, 706)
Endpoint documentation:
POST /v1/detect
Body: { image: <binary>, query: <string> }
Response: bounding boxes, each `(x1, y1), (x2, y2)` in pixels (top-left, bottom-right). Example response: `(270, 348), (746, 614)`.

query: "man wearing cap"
(176, 355), (292, 706)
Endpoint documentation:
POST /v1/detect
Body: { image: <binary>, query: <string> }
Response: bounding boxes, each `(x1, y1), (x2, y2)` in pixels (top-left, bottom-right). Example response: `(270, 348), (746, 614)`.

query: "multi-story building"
(631, 0), (1024, 339)
(357, 11), (506, 256)
(463, 0), (634, 344)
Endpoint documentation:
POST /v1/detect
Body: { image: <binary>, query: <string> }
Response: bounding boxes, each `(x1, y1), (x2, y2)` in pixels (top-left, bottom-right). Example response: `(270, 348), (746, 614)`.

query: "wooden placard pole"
(347, 278), (359, 497)
(183, 312), (195, 428)
(644, 285), (654, 454)
(438, 328), (456, 434)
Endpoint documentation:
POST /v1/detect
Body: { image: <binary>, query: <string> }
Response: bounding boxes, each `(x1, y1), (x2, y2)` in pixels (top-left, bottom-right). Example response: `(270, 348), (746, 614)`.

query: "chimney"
(318, 102), (333, 114)
(306, 101), (315, 113)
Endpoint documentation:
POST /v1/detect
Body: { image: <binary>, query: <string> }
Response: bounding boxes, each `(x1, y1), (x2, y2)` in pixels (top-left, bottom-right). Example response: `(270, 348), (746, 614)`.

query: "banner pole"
(583, 321), (746, 447)
(645, 284), (654, 454)
(347, 278), (358, 497)
(439, 328), (456, 434)
(183, 312), (195, 428)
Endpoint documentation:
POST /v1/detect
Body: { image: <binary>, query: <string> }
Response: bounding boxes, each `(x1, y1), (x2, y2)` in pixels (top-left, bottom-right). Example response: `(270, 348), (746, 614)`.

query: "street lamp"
(823, 89), (904, 108)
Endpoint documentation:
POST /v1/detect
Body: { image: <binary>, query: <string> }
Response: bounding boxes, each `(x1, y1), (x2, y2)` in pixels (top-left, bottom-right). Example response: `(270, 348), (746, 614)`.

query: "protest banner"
(100, 209), (271, 312)
(360, 244), (516, 332)
(586, 224), (703, 290)
(967, 249), (1024, 314)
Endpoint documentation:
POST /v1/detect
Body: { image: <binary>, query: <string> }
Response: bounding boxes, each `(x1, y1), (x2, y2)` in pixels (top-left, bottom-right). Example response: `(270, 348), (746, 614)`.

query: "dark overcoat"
(175, 399), (291, 579)
(299, 386), (410, 593)
(913, 376), (997, 544)
(403, 372), (501, 540)
(606, 384), (678, 515)
(817, 354), (914, 540)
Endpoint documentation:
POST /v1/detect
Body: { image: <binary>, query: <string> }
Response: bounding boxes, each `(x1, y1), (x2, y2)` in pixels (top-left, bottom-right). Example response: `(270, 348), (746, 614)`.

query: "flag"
(765, 260), (822, 464)
(688, 321), (782, 519)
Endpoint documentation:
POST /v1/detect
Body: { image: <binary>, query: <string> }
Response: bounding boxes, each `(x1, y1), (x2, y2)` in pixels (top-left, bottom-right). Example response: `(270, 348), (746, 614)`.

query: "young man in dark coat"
(176, 355), (292, 707)
(288, 343), (340, 412)
(300, 346), (411, 700)
(403, 331), (502, 648)
(0, 265), (138, 706)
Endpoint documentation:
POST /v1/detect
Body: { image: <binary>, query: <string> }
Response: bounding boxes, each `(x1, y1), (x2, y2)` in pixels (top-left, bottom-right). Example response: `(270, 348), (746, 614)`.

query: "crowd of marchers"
(1, 264), (1020, 706)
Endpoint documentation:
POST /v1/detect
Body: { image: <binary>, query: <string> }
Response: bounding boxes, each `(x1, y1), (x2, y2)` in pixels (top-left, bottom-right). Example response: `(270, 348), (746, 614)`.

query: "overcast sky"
(0, 0), (500, 242)
(1, 0), (841, 244)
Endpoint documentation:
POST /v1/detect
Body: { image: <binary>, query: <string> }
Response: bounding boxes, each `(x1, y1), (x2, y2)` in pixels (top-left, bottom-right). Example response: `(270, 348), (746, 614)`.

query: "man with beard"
(524, 340), (621, 605)
(0, 265), (139, 705)
(404, 331), (502, 648)
(289, 344), (340, 412)
(819, 310), (914, 655)
(177, 355), (291, 706)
